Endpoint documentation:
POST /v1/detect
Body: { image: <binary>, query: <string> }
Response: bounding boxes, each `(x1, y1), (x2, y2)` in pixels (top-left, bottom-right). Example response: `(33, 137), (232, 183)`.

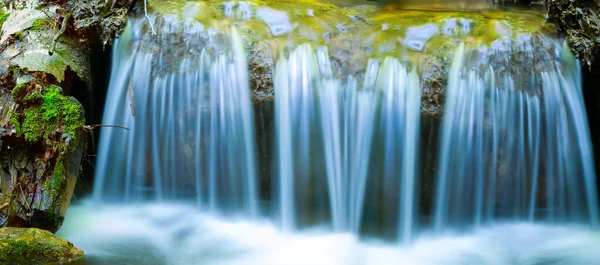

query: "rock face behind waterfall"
(144, 0), (554, 117)
(548, 0), (600, 72)
(0, 1), (134, 232)
(123, 0), (560, 211)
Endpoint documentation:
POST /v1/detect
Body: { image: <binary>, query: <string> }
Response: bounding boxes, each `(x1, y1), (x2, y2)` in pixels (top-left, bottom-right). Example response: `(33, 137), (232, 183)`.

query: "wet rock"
(70, 0), (135, 46)
(0, 227), (83, 265)
(548, 0), (600, 71)
(0, 3), (99, 233)
(0, 83), (86, 233)
(143, 0), (552, 117)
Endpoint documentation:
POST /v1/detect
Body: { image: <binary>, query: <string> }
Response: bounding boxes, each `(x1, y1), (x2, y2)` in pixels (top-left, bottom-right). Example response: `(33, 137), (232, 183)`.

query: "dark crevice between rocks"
(71, 44), (113, 200)
(582, 66), (600, 198)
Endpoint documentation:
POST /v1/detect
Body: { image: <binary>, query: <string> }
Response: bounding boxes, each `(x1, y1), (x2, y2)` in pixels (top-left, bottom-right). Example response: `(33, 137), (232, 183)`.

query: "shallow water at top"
(321, 0), (545, 11)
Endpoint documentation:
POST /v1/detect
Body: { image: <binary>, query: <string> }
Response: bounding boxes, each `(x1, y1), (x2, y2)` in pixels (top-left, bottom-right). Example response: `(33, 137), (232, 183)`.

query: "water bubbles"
(224, 1), (235, 18)
(490, 38), (511, 52)
(495, 21), (513, 38)
(257, 7), (292, 36)
(336, 23), (346, 33)
(237, 2), (253, 20)
(442, 18), (458, 36)
(403, 23), (438, 51)
(443, 18), (471, 37)
(460, 19), (472, 34)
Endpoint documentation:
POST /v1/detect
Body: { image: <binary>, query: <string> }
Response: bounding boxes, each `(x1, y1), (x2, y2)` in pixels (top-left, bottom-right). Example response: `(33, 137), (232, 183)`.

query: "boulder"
(0, 227), (83, 265)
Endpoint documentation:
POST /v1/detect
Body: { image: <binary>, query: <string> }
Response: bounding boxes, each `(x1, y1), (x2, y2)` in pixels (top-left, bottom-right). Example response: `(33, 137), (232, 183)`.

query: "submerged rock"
(0, 227), (83, 264)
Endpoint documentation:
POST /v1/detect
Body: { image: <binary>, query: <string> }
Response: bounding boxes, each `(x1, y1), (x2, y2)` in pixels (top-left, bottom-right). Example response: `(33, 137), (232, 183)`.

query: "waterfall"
(90, 10), (598, 247)
(434, 42), (599, 230)
(93, 20), (258, 216)
(274, 44), (421, 241)
(55, 3), (600, 264)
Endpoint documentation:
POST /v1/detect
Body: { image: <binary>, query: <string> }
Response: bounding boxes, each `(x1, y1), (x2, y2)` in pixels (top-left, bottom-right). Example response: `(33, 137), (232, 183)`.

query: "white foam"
(58, 203), (600, 265)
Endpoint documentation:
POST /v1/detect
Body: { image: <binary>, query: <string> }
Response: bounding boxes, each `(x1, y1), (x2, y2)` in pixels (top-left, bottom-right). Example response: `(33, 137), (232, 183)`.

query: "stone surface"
(0, 227), (83, 265)
(144, 0), (552, 117)
(71, 0), (135, 46)
(548, 0), (600, 71)
(0, 3), (90, 233)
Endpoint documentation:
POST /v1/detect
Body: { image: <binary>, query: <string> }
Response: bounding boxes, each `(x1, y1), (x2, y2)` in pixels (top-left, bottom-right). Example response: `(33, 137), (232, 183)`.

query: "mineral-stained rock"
(0, 227), (83, 265)
(144, 0), (554, 117)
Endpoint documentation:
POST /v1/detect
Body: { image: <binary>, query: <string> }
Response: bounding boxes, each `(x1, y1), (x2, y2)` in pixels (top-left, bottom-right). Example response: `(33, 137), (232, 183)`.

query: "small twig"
(0, 203), (8, 212)
(84, 124), (131, 131)
(144, 0), (157, 35)
(128, 83), (136, 116)
(49, 12), (72, 56)
(9, 51), (22, 60)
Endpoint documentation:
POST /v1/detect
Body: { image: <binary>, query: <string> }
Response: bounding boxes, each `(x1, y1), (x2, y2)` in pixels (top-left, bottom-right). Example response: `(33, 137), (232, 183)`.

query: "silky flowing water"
(59, 1), (600, 264)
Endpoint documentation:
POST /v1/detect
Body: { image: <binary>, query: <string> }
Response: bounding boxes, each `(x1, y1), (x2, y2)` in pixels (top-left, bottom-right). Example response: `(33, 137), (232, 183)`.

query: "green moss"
(9, 115), (22, 135)
(0, 228), (84, 264)
(46, 157), (66, 198)
(0, 239), (50, 261)
(30, 17), (51, 31)
(20, 85), (84, 144)
(22, 90), (43, 105)
(11, 82), (28, 101)
(13, 31), (24, 41)
(0, 10), (8, 29)
(11, 85), (84, 201)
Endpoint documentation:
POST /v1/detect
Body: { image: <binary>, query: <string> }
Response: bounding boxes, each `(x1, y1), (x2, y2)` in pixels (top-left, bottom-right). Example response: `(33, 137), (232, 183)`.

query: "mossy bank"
(0, 227), (83, 265)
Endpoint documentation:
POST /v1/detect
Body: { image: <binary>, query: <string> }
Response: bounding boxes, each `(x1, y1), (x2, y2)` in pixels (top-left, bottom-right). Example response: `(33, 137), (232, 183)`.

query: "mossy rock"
(1, 81), (86, 232)
(0, 227), (83, 265)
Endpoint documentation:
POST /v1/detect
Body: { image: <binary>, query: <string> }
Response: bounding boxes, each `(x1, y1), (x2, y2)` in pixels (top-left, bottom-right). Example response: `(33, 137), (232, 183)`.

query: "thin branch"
(128, 83), (136, 117)
(0, 203), (8, 212)
(49, 12), (72, 56)
(84, 124), (131, 131)
(144, 0), (157, 35)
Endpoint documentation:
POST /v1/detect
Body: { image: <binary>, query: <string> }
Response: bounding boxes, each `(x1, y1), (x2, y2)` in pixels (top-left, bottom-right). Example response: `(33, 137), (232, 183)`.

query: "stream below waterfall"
(58, 0), (600, 264)
(58, 203), (600, 265)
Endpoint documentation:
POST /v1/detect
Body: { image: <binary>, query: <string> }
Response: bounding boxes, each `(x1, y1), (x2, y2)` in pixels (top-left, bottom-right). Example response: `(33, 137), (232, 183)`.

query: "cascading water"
(58, 1), (600, 264)
(274, 45), (421, 242)
(93, 19), (258, 215)
(434, 42), (599, 230)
